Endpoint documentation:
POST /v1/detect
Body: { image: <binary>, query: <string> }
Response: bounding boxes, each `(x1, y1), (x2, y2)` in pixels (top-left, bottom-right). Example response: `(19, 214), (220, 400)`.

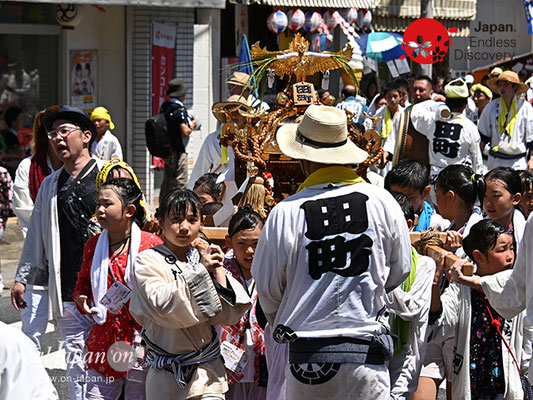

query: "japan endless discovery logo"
(400, 18), (457, 65)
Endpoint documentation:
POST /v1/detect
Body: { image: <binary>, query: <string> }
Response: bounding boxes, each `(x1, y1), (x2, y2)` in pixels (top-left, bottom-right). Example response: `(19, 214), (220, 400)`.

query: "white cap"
(464, 74), (474, 84)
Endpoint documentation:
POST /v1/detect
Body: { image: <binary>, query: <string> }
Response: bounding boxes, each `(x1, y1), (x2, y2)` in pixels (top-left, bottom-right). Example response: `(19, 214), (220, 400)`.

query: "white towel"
(90, 223), (141, 325)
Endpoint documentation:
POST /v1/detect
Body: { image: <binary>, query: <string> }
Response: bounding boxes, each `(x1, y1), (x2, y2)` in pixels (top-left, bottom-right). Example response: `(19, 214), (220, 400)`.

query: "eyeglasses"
(47, 126), (81, 140)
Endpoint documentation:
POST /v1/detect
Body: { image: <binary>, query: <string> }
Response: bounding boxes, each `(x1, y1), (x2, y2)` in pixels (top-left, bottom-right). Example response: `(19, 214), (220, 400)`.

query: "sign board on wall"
(151, 21), (176, 168)
(70, 50), (97, 111)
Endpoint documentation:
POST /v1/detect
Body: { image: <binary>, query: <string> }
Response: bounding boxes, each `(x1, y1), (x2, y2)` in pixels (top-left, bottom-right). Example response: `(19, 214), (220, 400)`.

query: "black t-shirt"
(57, 161), (99, 302)
(160, 99), (189, 154)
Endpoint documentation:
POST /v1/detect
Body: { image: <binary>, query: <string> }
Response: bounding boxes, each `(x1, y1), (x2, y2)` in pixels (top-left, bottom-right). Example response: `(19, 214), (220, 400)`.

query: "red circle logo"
(401, 18), (456, 65)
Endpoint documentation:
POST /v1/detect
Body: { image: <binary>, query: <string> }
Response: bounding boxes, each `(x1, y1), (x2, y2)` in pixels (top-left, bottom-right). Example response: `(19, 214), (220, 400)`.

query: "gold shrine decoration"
(250, 33), (355, 83)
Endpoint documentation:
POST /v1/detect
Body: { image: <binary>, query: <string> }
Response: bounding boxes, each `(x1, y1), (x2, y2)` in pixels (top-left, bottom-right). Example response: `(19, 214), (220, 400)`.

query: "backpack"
(144, 104), (182, 159)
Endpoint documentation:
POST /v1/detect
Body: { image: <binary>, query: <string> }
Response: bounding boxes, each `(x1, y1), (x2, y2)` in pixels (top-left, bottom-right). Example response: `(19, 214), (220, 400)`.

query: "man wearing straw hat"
(252, 105), (412, 399)
(226, 71), (270, 111)
(478, 70), (533, 171)
(187, 95), (251, 189)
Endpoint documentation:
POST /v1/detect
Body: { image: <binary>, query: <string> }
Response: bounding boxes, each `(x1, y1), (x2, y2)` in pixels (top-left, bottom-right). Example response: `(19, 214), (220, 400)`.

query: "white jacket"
(15, 160), (104, 319)
(252, 181), (412, 340)
(90, 130), (123, 161)
(386, 255), (436, 399)
(187, 129), (228, 190)
(432, 281), (532, 399)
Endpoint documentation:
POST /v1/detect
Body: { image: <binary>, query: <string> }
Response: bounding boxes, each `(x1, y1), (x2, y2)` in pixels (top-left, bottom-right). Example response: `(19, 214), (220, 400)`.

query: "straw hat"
(212, 95), (252, 123)
(487, 70), (529, 96)
(276, 105), (368, 165)
(225, 71), (251, 88)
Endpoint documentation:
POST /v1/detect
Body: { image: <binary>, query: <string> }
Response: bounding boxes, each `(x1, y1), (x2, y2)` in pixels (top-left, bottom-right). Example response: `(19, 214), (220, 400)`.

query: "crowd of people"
(0, 63), (533, 400)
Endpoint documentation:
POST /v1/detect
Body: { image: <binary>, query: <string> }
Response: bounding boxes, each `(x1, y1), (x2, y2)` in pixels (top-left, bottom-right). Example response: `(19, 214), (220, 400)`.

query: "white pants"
(20, 288), (49, 351)
(86, 368), (148, 400)
(56, 301), (93, 400)
(286, 362), (390, 400)
(264, 324), (288, 400)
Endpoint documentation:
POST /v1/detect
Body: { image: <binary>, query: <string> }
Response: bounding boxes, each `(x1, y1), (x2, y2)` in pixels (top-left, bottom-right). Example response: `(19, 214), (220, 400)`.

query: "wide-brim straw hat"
(276, 105), (368, 165)
(225, 71), (251, 88)
(212, 95), (253, 123)
(487, 70), (529, 96)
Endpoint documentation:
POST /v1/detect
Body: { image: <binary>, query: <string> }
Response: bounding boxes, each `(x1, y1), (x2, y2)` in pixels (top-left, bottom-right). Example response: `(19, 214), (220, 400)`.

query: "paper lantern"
(267, 10), (288, 34)
(324, 10), (340, 31)
(304, 11), (322, 33)
(287, 8), (305, 31)
(341, 7), (358, 25)
(54, 4), (84, 27)
(356, 9), (372, 30)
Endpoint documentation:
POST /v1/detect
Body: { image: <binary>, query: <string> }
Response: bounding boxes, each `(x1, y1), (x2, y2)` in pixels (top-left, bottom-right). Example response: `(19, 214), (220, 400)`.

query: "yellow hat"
(444, 78), (469, 99)
(91, 106), (115, 130)
(471, 84), (492, 99)
(489, 67), (503, 78)
(96, 158), (147, 218)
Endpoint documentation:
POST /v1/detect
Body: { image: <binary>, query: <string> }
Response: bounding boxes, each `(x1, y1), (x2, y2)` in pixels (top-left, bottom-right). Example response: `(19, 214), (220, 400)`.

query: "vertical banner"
(151, 22), (176, 116)
(70, 50), (98, 111)
(524, 0), (533, 34)
(151, 22), (176, 168)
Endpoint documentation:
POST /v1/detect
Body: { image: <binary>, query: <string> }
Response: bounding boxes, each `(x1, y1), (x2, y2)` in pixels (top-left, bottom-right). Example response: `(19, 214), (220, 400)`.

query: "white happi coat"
(386, 255), (436, 399)
(478, 97), (533, 170)
(410, 101), (484, 177)
(252, 181), (412, 340)
(90, 130), (123, 161)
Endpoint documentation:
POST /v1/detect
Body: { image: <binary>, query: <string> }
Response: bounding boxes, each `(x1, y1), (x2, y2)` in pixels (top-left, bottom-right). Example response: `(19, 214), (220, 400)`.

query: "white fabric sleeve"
(12, 156), (33, 237)
(477, 101), (494, 143)
(410, 101), (438, 139)
(384, 202), (413, 292)
(383, 115), (400, 154)
(431, 282), (461, 342)
(252, 206), (289, 325)
(110, 136), (123, 160)
(386, 256), (436, 321)
(481, 265), (526, 320)
(187, 131), (220, 190)
(468, 124), (484, 174)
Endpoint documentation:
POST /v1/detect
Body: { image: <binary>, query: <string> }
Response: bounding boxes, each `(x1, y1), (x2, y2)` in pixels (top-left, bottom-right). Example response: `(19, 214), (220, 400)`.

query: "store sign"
(151, 21), (176, 116)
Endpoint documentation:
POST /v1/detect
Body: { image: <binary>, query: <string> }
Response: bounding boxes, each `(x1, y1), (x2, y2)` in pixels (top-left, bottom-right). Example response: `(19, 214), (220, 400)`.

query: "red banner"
(151, 22), (176, 167)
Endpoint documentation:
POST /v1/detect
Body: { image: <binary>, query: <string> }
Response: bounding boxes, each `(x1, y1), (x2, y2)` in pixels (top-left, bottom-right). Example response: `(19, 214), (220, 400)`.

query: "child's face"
(390, 184), (428, 214)
(435, 186), (452, 220)
(385, 90), (400, 109)
(92, 118), (109, 136)
(475, 233), (514, 277)
(96, 188), (129, 232)
(519, 185), (533, 218)
(193, 187), (216, 204)
(483, 179), (521, 224)
(160, 207), (201, 249)
(226, 225), (262, 271)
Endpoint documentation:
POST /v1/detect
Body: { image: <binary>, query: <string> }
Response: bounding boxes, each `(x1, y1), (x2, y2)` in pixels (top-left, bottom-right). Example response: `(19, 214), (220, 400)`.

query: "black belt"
(288, 336), (392, 365)
(489, 149), (527, 160)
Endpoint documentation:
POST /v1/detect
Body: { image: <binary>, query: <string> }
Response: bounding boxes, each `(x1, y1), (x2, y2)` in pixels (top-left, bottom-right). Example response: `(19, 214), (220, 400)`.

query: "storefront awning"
(6, 0), (226, 9)
(375, 0), (476, 20)
(252, 0), (379, 8)
(373, 16), (471, 37)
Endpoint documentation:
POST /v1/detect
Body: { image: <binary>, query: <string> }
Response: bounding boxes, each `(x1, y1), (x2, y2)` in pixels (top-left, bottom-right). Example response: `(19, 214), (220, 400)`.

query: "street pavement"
(0, 217), (69, 399)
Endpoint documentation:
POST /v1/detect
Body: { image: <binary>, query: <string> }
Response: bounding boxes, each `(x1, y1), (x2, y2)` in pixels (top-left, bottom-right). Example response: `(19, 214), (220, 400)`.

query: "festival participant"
(386, 191), (436, 400)
(431, 220), (532, 399)
(12, 105), (62, 238)
(219, 205), (267, 400)
(252, 105), (412, 400)
(483, 167), (526, 249)
(74, 178), (162, 399)
(90, 106), (123, 162)
(193, 173), (223, 204)
(410, 78), (484, 187)
(11, 105), (104, 400)
(384, 160), (448, 232)
(187, 96), (252, 191)
(129, 189), (251, 399)
(468, 84), (492, 125)
(336, 84), (369, 125)
(518, 170), (533, 218)
(373, 81), (404, 177)
(434, 165), (484, 254)
(478, 70), (533, 171)
(225, 71), (269, 111)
